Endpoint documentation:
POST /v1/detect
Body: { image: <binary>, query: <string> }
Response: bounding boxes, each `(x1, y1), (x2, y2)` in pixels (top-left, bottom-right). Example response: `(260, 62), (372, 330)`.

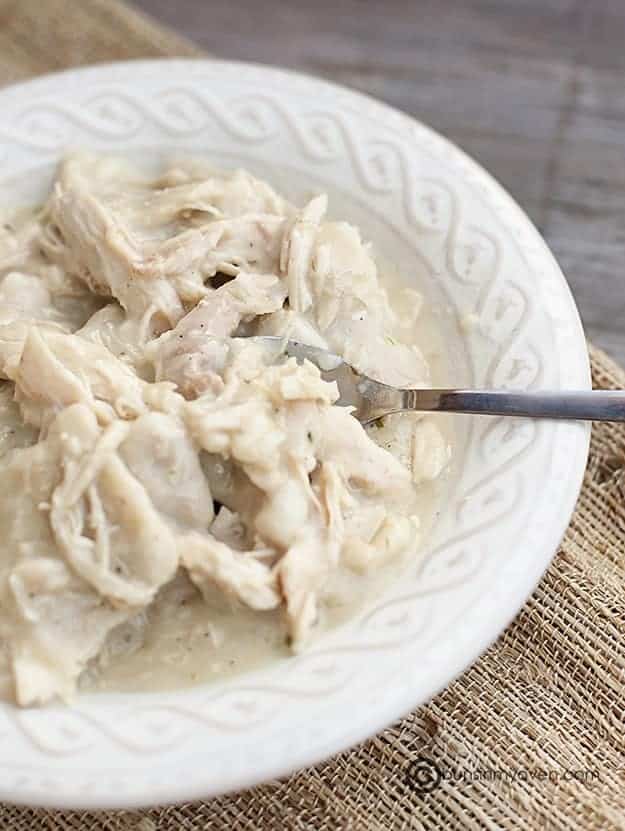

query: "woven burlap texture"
(0, 1), (623, 828)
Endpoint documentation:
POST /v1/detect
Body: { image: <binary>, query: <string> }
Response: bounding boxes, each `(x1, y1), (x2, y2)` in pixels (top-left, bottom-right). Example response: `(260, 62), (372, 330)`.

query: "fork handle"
(395, 389), (625, 421)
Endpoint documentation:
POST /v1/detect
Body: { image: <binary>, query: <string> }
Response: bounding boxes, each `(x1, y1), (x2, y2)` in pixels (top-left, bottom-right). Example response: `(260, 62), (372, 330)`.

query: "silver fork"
(254, 336), (625, 423)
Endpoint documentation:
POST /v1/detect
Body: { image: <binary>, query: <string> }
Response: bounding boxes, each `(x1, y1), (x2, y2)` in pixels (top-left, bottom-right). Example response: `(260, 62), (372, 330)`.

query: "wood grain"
(137, 0), (625, 365)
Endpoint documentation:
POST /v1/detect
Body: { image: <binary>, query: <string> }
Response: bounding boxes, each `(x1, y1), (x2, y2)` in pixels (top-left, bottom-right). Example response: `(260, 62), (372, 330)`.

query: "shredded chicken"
(0, 154), (450, 706)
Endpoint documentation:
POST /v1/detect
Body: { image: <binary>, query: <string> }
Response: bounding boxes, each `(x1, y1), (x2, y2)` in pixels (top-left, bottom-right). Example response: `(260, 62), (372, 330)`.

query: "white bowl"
(0, 59), (590, 809)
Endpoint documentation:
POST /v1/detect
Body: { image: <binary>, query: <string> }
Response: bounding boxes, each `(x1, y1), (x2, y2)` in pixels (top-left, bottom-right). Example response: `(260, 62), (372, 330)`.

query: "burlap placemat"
(0, 1), (623, 827)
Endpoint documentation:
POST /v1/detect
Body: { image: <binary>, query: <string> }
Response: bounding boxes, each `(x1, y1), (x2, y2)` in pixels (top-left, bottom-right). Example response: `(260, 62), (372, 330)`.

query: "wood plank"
(542, 62), (625, 366)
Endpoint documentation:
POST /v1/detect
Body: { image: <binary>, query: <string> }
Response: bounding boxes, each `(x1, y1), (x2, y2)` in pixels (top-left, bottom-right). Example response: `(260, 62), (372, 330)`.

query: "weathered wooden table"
(135, 0), (625, 365)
